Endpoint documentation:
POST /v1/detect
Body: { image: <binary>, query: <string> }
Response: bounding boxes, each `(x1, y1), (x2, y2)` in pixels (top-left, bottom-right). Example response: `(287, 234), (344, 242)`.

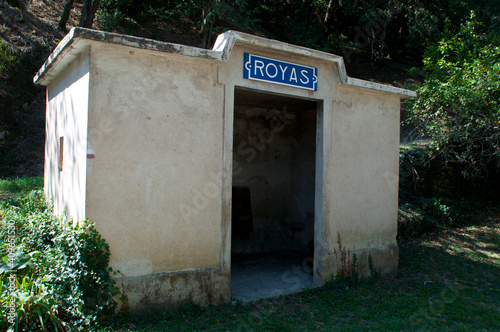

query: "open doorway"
(231, 87), (320, 302)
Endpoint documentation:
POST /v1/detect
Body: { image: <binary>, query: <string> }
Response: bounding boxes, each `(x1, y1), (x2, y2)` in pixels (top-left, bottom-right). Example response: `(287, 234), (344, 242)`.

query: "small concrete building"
(34, 28), (415, 312)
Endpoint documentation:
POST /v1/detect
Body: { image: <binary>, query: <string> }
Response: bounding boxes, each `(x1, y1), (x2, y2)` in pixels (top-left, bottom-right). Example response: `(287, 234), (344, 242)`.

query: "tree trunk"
(17, 0), (24, 21)
(90, 0), (100, 21)
(79, 0), (101, 28)
(324, 0), (334, 23)
(58, 0), (75, 32)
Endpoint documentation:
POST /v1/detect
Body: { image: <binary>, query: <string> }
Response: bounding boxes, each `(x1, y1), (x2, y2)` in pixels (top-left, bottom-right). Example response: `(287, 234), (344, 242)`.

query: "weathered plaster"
(86, 42), (225, 276)
(35, 28), (416, 99)
(320, 87), (401, 279)
(117, 269), (230, 314)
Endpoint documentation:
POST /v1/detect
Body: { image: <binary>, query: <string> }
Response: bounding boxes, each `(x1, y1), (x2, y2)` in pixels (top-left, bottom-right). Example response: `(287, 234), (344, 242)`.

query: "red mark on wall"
(87, 154), (95, 159)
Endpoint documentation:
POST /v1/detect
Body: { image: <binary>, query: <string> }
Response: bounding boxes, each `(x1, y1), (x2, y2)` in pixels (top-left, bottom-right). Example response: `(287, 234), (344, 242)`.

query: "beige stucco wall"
(322, 86), (401, 277)
(81, 43), (229, 311)
(206, 39), (401, 283)
(45, 49), (89, 223)
(85, 43), (225, 276)
(218, 45), (400, 281)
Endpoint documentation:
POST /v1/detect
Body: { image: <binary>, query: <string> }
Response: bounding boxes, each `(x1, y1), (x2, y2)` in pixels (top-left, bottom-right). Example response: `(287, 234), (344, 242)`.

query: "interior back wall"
(232, 104), (316, 255)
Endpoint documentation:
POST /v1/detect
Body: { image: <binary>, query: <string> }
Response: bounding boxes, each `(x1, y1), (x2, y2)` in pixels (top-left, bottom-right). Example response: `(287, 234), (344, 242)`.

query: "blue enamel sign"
(243, 53), (318, 91)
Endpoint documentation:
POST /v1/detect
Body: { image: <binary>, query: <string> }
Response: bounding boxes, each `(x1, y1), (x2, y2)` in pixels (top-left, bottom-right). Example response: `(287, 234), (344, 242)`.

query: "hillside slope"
(0, 0), (79, 177)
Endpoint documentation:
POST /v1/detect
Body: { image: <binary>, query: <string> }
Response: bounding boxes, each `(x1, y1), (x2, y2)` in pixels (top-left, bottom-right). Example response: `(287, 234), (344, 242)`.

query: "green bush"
(398, 196), (462, 239)
(0, 42), (16, 79)
(0, 189), (120, 331)
(398, 145), (479, 239)
(407, 12), (500, 192)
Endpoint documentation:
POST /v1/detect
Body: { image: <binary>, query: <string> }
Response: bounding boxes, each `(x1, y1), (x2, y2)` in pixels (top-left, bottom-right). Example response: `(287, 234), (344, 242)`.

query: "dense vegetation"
(395, 13), (500, 239)
(407, 14), (500, 194)
(0, 178), (120, 331)
(95, 0), (499, 61)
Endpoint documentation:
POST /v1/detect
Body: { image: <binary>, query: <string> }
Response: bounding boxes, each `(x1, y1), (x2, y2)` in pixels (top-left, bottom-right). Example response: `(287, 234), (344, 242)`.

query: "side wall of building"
(85, 43), (227, 312)
(45, 49), (89, 223)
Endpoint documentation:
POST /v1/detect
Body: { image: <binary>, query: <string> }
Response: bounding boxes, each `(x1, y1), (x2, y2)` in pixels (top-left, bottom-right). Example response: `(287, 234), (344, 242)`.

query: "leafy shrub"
(399, 143), (432, 195)
(96, 8), (127, 32)
(397, 142), (497, 239)
(324, 233), (359, 289)
(407, 13), (500, 193)
(0, 42), (16, 79)
(398, 197), (460, 239)
(399, 144), (467, 239)
(0, 189), (119, 331)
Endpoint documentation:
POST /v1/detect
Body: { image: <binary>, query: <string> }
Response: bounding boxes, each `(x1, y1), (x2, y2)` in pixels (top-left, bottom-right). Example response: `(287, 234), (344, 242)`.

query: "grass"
(101, 224), (499, 331)
(0, 176), (43, 195)
(1, 177), (498, 331)
(0, 176), (43, 214)
(102, 216), (499, 331)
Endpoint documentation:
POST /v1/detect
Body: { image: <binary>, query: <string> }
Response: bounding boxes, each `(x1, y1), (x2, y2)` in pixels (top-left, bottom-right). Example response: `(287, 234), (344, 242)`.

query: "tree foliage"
(237, 0), (498, 62)
(408, 13), (500, 185)
(91, 0), (496, 61)
(64, 0), (498, 64)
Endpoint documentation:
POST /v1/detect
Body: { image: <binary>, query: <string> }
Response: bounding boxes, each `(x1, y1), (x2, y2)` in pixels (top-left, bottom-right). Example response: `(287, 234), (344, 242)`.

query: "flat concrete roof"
(34, 28), (416, 98)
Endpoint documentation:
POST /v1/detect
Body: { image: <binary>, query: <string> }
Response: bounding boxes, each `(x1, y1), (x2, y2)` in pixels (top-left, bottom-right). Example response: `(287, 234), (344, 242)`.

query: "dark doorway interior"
(231, 88), (318, 301)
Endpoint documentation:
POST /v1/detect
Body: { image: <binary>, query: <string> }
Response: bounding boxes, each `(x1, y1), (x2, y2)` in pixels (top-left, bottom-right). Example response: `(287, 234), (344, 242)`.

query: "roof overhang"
(34, 28), (416, 98)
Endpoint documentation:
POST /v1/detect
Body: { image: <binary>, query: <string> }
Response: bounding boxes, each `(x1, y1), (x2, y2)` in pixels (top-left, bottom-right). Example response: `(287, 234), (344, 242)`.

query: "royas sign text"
(243, 53), (318, 91)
